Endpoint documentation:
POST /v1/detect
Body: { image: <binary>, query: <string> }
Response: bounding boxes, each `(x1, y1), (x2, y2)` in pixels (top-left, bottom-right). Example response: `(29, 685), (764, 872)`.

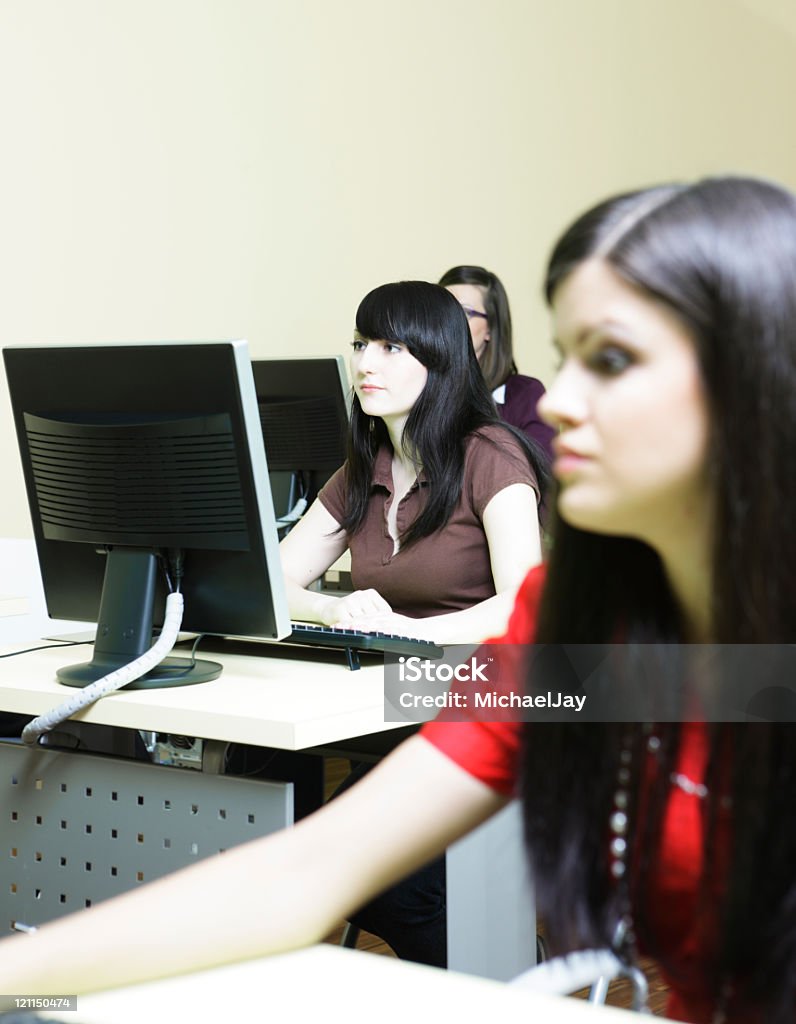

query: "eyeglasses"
(461, 306), (489, 322)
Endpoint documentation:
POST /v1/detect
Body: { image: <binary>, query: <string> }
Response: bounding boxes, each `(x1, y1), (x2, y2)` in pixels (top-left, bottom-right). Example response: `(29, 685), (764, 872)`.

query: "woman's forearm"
(285, 575), (394, 627)
(0, 737), (504, 995)
(284, 574), (341, 624)
(0, 816), (339, 996)
(421, 588), (520, 644)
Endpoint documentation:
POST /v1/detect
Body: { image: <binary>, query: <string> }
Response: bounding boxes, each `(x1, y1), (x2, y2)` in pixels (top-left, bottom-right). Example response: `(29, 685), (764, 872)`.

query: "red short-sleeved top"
(318, 425), (538, 618)
(421, 566), (751, 1024)
(420, 563), (543, 792)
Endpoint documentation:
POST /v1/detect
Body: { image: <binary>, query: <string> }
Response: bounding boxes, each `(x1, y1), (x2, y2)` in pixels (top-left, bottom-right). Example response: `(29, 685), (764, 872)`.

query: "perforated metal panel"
(0, 741), (292, 932)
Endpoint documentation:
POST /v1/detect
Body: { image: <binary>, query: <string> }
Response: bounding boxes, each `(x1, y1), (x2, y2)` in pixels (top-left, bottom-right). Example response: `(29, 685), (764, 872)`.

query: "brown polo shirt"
(318, 425), (539, 618)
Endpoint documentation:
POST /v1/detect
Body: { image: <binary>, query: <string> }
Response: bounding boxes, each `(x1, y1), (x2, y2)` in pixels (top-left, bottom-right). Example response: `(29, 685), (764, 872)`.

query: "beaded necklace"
(607, 725), (732, 1023)
(608, 727), (710, 897)
(607, 727), (640, 967)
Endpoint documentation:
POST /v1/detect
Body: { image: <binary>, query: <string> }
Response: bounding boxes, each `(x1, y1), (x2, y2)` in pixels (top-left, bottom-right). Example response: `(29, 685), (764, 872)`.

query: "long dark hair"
(438, 265), (517, 390)
(342, 281), (546, 546)
(522, 178), (796, 1019)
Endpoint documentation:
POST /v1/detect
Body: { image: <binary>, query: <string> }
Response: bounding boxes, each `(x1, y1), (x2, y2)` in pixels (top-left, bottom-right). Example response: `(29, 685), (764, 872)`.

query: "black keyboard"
(283, 622), (444, 670)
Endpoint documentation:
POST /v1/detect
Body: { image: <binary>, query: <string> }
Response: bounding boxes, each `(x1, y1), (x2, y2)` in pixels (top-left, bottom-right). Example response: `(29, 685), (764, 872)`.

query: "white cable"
(21, 592), (185, 745)
(275, 496), (308, 528)
(508, 949), (623, 995)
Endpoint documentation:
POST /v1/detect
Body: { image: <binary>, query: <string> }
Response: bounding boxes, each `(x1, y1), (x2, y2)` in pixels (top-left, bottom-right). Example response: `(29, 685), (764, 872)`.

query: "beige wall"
(1, 0), (795, 537)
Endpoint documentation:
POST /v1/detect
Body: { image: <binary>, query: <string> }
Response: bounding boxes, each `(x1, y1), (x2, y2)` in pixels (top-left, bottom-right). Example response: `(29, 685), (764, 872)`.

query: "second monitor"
(252, 356), (350, 529)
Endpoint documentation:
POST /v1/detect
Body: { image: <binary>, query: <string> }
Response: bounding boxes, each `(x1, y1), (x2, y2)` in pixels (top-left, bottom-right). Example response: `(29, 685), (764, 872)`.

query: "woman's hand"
(341, 611), (436, 641)
(321, 590), (393, 626)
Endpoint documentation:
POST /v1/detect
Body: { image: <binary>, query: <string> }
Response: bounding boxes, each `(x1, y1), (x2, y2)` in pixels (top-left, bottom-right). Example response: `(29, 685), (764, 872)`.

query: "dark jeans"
(334, 761), (447, 968)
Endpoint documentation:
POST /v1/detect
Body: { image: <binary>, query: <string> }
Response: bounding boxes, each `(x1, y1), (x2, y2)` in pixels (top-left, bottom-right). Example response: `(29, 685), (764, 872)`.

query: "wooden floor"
(322, 757), (671, 1016)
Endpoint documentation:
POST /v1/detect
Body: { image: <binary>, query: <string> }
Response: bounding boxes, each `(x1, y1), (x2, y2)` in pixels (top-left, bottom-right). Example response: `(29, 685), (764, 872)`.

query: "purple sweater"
(494, 373), (555, 462)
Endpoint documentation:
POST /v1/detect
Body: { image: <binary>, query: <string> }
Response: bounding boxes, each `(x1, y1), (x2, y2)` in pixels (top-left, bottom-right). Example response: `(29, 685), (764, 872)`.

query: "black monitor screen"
(252, 356), (349, 524)
(3, 340), (290, 688)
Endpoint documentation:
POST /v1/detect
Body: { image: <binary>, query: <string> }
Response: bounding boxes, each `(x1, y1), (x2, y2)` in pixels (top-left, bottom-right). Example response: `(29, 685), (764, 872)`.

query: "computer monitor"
(251, 356), (350, 528)
(3, 340), (291, 689)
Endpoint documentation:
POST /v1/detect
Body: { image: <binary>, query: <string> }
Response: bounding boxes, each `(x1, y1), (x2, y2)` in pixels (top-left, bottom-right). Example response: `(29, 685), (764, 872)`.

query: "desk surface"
(0, 639), (399, 750)
(40, 944), (633, 1023)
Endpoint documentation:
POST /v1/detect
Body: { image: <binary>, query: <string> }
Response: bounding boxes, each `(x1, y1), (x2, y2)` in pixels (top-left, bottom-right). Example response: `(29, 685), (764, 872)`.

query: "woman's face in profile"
(350, 334), (428, 425)
(539, 258), (711, 547)
(444, 283), (490, 363)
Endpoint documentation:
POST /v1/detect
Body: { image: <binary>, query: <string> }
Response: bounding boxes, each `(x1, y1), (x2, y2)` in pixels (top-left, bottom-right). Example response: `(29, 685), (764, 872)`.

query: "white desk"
(0, 637), (397, 750)
(0, 640), (535, 982)
(38, 944), (633, 1023)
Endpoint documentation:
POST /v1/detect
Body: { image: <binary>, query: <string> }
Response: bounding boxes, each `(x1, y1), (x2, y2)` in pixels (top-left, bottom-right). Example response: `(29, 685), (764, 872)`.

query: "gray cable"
(21, 592), (185, 745)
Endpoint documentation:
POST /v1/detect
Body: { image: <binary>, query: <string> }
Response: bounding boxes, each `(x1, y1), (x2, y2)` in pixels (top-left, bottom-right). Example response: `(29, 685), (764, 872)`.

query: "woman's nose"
(356, 343), (379, 373)
(538, 362), (588, 429)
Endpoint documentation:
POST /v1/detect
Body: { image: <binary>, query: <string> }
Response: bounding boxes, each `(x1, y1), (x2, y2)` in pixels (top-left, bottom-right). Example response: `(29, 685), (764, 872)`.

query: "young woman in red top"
(2, 176), (794, 1023)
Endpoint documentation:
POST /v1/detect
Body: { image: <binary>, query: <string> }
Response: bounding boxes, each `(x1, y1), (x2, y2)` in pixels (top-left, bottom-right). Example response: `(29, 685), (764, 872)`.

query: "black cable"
(168, 548), (186, 593)
(146, 632), (206, 682)
(0, 641), (91, 660)
(185, 632), (205, 666)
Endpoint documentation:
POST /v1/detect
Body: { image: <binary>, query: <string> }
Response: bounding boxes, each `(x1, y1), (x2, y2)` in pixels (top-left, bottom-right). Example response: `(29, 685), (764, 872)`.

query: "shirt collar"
(372, 445), (394, 489)
(371, 445), (428, 492)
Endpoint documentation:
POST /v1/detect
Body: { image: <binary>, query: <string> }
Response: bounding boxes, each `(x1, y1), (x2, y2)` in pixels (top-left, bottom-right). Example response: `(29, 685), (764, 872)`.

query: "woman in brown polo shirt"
(278, 280), (546, 967)
(280, 280), (546, 645)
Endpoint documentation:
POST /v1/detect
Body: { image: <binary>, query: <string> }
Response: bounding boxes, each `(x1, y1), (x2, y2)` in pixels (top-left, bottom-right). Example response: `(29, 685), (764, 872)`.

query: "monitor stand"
(56, 549), (222, 689)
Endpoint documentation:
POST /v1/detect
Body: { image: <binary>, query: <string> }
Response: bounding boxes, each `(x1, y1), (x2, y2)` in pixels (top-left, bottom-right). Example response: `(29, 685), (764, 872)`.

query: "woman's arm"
(0, 736), (506, 995)
(423, 481), (541, 641)
(344, 482), (541, 644)
(279, 498), (392, 624)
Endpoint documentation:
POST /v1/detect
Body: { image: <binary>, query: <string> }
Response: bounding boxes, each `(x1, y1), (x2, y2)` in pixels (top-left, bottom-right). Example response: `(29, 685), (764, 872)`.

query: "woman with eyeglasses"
(5, 176), (796, 1023)
(439, 265), (555, 462)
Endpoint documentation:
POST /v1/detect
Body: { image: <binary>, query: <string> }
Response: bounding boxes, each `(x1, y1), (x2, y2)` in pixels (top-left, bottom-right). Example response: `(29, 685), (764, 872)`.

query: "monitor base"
(56, 656), (223, 689)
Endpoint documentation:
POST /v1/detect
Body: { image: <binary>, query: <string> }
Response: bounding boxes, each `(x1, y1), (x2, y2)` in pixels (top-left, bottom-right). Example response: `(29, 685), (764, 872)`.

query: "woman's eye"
(385, 342), (403, 354)
(351, 339), (366, 352)
(588, 345), (634, 376)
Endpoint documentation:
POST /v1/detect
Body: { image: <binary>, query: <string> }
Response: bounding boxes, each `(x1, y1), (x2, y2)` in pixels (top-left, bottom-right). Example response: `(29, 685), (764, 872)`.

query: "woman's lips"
(553, 453), (591, 477)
